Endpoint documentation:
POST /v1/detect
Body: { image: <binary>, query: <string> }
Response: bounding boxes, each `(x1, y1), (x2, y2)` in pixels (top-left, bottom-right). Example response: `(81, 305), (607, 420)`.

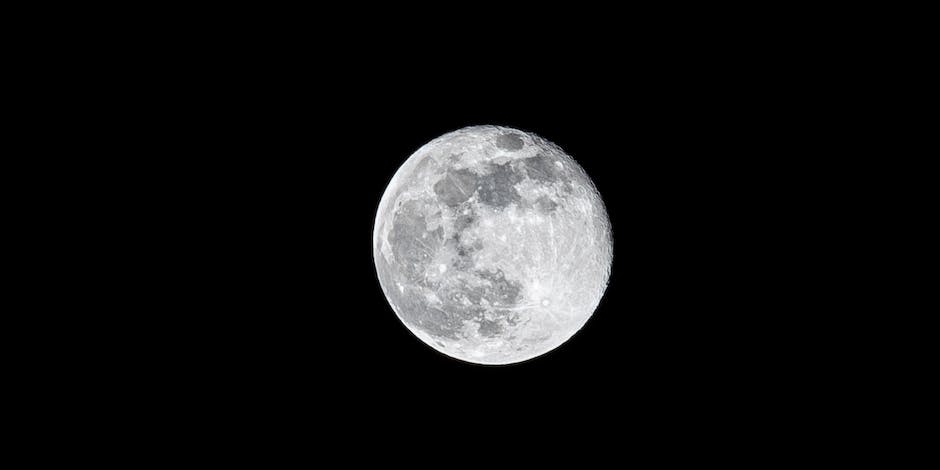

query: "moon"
(373, 125), (612, 365)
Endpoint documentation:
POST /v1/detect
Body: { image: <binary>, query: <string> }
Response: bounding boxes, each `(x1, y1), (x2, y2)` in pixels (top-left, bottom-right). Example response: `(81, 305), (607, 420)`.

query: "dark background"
(21, 4), (893, 459)
(167, 66), (811, 425)
(114, 18), (853, 439)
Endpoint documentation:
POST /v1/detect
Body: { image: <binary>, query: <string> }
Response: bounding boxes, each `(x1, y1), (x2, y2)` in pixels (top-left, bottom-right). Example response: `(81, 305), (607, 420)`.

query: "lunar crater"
(374, 126), (612, 364)
(495, 132), (525, 151)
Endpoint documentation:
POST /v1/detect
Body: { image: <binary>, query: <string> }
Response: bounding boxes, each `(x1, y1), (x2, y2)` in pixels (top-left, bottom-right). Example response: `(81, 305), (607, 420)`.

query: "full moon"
(373, 126), (612, 365)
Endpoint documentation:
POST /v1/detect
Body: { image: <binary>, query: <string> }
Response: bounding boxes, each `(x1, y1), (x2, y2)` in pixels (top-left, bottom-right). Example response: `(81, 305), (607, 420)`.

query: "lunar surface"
(373, 126), (612, 365)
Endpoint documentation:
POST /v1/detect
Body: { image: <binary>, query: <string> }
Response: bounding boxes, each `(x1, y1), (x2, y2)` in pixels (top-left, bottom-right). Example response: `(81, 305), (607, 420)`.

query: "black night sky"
(138, 27), (831, 442)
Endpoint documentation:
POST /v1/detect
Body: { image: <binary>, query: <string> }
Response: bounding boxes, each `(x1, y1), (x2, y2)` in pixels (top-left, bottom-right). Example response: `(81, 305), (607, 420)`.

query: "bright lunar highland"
(373, 126), (612, 364)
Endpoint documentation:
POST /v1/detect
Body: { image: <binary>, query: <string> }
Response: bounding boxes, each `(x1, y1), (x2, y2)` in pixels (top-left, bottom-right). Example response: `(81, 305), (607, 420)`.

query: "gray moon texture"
(373, 125), (612, 365)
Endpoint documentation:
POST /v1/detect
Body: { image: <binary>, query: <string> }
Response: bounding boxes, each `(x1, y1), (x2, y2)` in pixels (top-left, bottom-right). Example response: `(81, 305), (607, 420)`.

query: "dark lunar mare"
(533, 195), (559, 213)
(452, 210), (476, 233)
(377, 246), (460, 339)
(477, 162), (523, 208)
(476, 318), (503, 337)
(395, 285), (465, 339)
(445, 203), (481, 272)
(521, 153), (570, 185)
(388, 200), (443, 282)
(434, 169), (478, 207)
(468, 269), (524, 338)
(382, 199), (467, 339)
(474, 269), (523, 307)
